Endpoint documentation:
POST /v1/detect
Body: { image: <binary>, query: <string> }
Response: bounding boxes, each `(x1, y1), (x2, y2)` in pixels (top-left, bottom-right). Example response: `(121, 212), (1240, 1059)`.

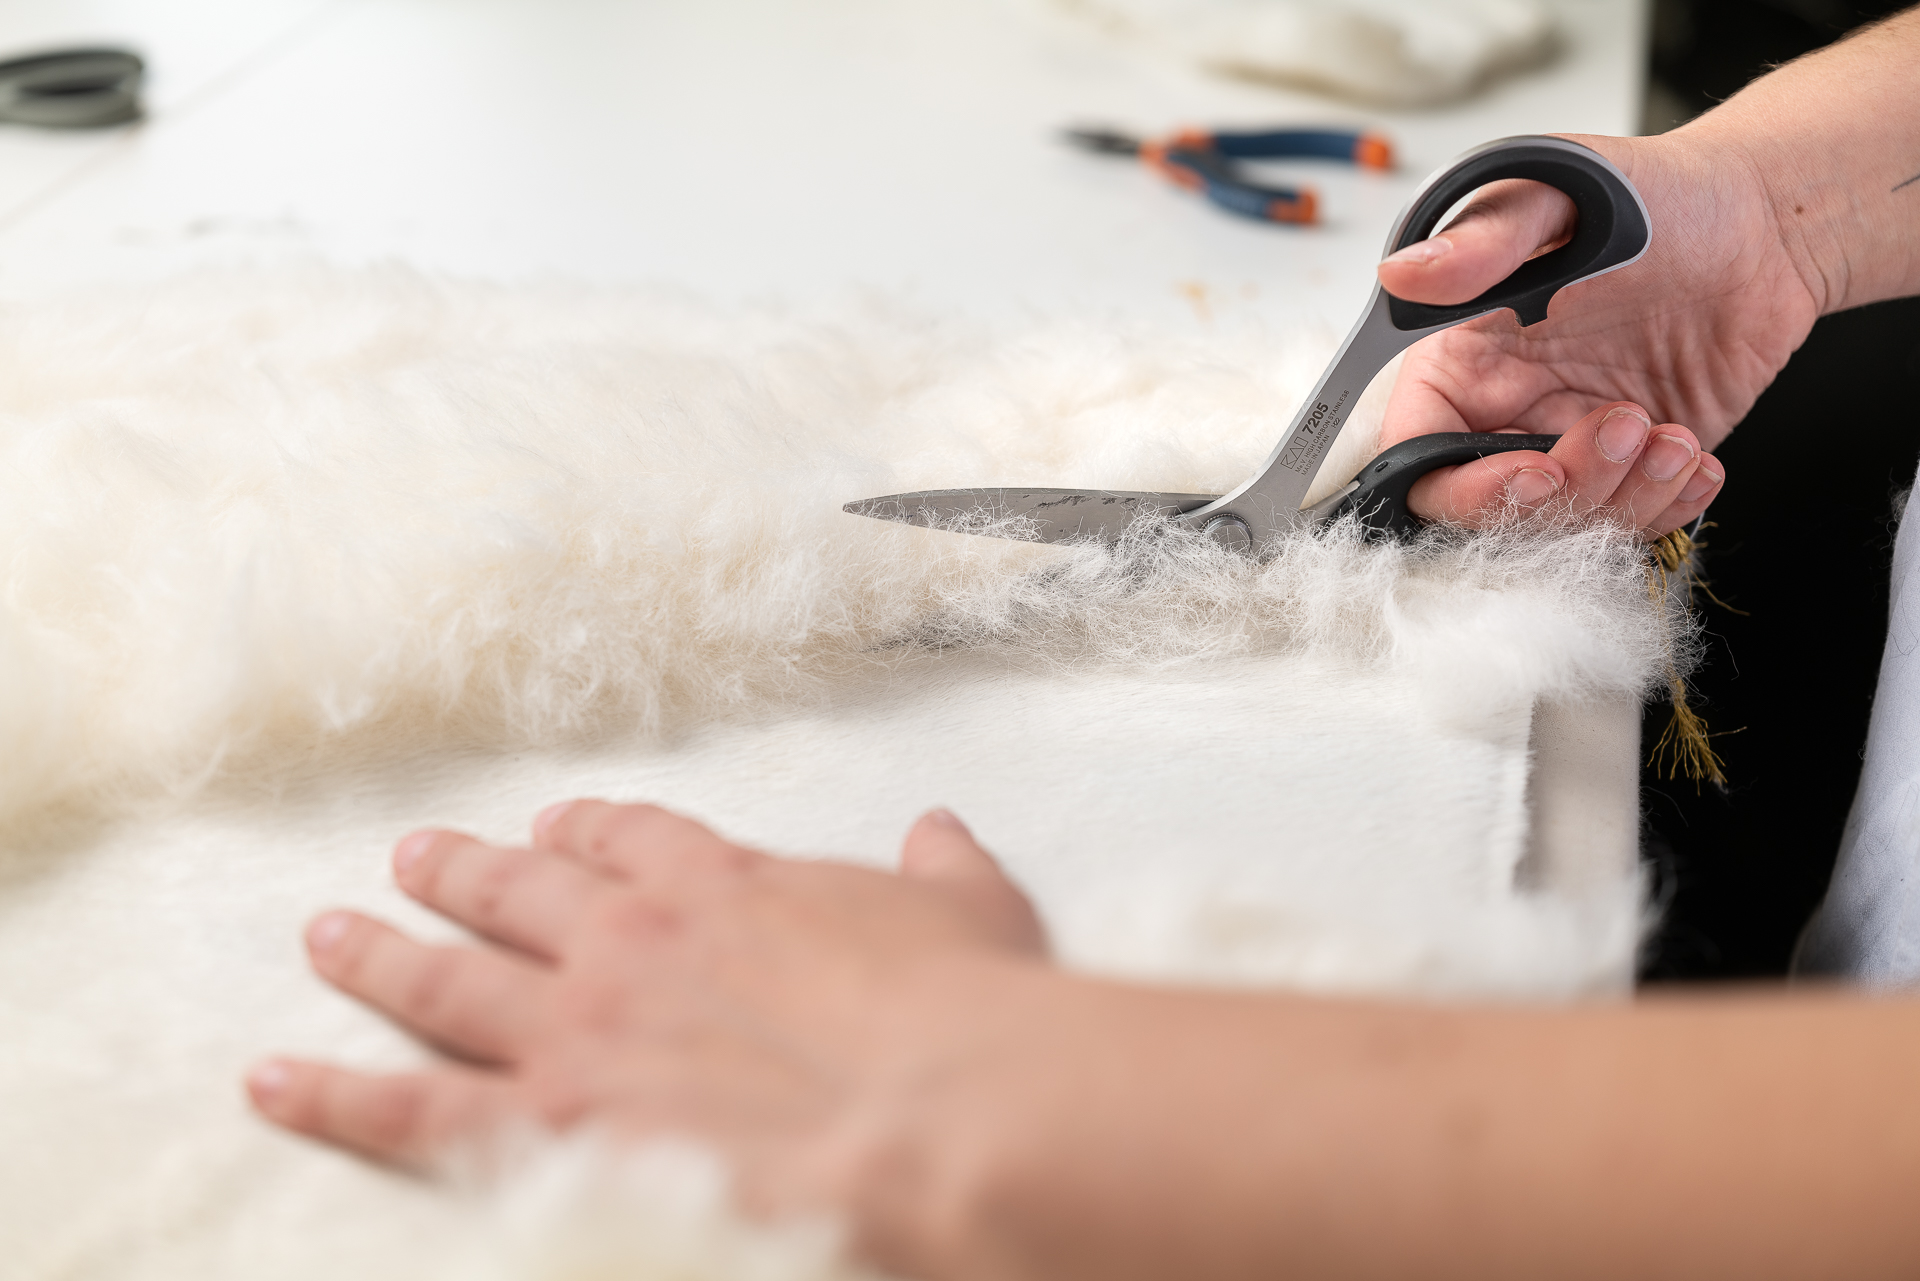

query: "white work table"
(0, 0), (1647, 327)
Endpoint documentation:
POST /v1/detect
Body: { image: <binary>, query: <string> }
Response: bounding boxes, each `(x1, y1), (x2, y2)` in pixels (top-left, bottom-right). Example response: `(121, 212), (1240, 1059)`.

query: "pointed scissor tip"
(843, 494), (912, 523)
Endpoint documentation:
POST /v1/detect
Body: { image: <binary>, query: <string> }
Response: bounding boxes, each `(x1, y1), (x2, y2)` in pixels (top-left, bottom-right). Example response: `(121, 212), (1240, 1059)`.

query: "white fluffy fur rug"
(0, 270), (1671, 1278)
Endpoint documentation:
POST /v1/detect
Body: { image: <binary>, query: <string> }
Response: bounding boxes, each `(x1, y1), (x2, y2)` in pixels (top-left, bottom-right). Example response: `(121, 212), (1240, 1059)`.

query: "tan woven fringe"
(1646, 525), (1743, 790)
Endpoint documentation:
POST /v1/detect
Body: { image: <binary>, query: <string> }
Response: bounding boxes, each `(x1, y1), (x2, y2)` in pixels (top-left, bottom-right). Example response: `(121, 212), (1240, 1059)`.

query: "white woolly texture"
(0, 269), (1677, 1281)
(1042, 0), (1555, 107)
(26, 1127), (862, 1281)
(906, 508), (1666, 706)
(0, 269), (1661, 832)
(480, 1137), (853, 1281)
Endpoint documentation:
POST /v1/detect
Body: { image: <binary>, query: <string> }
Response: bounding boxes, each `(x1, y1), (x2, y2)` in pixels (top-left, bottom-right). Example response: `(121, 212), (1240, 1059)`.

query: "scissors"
(0, 47), (143, 129)
(845, 135), (1651, 553)
(1062, 125), (1393, 226)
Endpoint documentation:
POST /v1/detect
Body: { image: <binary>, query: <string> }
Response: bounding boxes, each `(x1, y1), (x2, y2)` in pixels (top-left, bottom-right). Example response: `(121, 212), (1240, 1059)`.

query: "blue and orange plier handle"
(1138, 129), (1393, 225)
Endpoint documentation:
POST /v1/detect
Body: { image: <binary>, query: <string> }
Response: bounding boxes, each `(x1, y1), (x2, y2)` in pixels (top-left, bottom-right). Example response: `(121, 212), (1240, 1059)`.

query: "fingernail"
(1678, 462), (1724, 504)
(247, 1059), (291, 1103)
(1595, 407), (1651, 463)
(307, 912), (352, 954)
(1642, 433), (1697, 482)
(1383, 235), (1452, 266)
(394, 831), (435, 874)
(1506, 468), (1561, 508)
(926, 807), (968, 832)
(533, 801), (574, 839)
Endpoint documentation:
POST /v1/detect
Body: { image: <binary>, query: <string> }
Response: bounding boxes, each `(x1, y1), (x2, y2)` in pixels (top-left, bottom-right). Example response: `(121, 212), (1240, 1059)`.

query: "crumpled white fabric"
(1049, 0), (1555, 106)
(1796, 483), (1920, 983)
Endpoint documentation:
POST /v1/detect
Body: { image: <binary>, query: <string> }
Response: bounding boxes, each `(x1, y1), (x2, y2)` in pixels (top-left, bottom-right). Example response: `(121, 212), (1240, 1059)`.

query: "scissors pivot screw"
(1203, 515), (1253, 552)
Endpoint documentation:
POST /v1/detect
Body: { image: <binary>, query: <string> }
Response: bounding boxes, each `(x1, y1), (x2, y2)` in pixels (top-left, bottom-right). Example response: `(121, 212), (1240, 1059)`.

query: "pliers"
(1062, 126), (1393, 225)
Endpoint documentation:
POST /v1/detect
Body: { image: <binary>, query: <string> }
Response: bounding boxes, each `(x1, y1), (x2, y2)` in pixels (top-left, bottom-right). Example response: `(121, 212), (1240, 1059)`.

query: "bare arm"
(251, 805), (1920, 1280)
(1682, 5), (1920, 317)
(878, 975), (1920, 1281)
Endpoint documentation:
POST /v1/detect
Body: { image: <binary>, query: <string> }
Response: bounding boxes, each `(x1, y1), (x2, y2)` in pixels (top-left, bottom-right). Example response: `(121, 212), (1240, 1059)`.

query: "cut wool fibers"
(0, 268), (1664, 832)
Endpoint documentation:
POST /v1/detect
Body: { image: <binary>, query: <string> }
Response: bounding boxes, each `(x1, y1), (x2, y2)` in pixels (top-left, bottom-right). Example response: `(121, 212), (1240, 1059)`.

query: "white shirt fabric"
(1796, 480), (1920, 982)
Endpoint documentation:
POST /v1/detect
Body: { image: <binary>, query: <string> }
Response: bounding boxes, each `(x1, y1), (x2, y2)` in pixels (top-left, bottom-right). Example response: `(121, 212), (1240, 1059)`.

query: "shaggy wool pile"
(0, 270), (1672, 1279)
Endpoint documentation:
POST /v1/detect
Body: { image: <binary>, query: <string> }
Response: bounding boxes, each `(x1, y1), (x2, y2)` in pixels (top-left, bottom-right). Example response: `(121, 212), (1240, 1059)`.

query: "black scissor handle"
(1385, 136), (1649, 331)
(1335, 432), (1563, 538)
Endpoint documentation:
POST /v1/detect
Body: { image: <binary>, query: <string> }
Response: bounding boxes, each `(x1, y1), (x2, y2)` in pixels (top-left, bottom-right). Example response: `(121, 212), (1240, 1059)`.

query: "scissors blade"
(843, 488), (1219, 546)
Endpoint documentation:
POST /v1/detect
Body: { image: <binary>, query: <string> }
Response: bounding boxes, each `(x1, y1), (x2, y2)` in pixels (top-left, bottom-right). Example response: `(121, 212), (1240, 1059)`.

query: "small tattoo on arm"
(1895, 171), (1920, 193)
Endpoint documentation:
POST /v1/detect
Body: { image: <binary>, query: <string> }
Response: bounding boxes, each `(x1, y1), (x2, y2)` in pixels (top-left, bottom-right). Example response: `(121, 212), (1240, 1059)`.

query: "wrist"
(831, 955), (1071, 1280)
(1679, 98), (1848, 316)
(1674, 10), (1920, 315)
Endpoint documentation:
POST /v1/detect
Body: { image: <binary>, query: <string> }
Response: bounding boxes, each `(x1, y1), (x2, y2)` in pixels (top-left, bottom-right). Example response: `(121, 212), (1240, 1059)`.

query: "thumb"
(901, 809), (1048, 956)
(1377, 177), (1576, 307)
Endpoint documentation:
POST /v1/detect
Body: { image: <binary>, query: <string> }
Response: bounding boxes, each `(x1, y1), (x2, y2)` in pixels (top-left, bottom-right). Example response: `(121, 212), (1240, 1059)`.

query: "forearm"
(1681, 4), (1920, 314)
(871, 972), (1920, 1280)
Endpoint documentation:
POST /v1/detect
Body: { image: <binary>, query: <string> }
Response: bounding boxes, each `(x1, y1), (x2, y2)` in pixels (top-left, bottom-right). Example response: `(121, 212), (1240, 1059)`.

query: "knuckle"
(605, 803), (694, 849)
(363, 1078), (433, 1151)
(542, 797), (611, 853)
(653, 841), (737, 885)
(563, 801), (654, 866)
(601, 893), (687, 946)
(467, 849), (533, 922)
(590, 804), (751, 878)
(401, 948), (468, 1025)
(710, 842), (761, 876)
(524, 1067), (592, 1128)
(404, 832), (460, 896)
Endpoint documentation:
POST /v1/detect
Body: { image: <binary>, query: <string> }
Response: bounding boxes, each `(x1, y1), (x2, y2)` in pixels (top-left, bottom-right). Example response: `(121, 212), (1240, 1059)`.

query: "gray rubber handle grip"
(1336, 432), (1562, 538)
(1385, 139), (1648, 330)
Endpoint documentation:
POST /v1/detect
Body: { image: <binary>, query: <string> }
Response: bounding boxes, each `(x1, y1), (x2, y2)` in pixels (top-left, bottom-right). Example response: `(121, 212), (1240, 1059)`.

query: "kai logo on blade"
(1278, 390), (1349, 474)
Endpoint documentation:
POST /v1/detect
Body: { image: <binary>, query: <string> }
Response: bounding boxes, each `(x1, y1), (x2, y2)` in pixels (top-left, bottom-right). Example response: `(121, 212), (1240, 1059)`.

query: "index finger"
(531, 799), (762, 889)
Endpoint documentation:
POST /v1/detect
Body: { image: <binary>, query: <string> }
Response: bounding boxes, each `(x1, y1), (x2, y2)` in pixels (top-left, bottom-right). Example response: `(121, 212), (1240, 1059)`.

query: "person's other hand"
(246, 802), (1048, 1239)
(1373, 131), (1817, 535)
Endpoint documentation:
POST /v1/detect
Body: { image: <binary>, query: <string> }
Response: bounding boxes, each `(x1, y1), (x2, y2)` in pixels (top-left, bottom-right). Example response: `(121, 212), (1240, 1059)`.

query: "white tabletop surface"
(0, 0), (1647, 328)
